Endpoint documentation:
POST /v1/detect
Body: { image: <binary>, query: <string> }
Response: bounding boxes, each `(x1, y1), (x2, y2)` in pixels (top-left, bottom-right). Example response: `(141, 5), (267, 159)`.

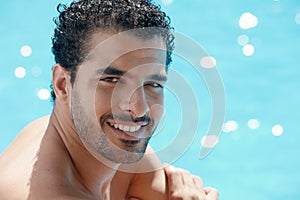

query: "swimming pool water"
(1, 0), (300, 199)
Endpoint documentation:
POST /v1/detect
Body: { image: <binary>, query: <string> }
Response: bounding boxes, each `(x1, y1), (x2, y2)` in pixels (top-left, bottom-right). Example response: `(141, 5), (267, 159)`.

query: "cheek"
(94, 88), (113, 114)
(149, 96), (164, 120)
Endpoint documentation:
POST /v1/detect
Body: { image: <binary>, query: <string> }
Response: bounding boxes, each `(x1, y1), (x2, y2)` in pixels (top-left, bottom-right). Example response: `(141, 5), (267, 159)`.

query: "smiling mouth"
(107, 121), (148, 141)
(108, 122), (142, 133)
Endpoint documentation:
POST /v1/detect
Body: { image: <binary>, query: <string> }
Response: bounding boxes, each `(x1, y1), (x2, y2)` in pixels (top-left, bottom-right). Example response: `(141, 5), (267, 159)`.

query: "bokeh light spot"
(201, 135), (219, 148)
(222, 120), (238, 133)
(248, 119), (260, 130)
(20, 45), (32, 57)
(200, 56), (216, 68)
(239, 12), (258, 29)
(14, 67), (26, 79)
(237, 34), (250, 46)
(242, 44), (255, 56)
(295, 12), (300, 25)
(272, 124), (283, 136)
(38, 89), (50, 100)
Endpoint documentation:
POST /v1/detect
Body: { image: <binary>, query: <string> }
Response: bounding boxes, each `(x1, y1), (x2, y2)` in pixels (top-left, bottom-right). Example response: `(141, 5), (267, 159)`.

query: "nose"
(120, 86), (149, 118)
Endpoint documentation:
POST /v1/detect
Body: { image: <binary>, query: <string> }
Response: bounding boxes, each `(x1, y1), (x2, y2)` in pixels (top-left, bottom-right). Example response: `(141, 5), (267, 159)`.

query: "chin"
(91, 138), (149, 165)
(101, 149), (145, 164)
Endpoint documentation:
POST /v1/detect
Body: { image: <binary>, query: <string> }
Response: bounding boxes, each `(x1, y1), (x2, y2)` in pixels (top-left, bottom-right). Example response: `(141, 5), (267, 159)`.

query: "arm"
(125, 146), (167, 200)
(125, 147), (218, 200)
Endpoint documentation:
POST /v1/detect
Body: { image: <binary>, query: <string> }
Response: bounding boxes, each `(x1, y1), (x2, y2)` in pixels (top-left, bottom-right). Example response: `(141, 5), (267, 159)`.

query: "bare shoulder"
(0, 115), (94, 200)
(0, 116), (50, 199)
(0, 115), (50, 162)
(112, 146), (167, 200)
(1, 115), (50, 154)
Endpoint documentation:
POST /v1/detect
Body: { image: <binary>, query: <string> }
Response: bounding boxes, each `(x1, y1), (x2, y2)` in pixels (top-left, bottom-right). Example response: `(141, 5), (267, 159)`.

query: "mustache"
(102, 113), (151, 124)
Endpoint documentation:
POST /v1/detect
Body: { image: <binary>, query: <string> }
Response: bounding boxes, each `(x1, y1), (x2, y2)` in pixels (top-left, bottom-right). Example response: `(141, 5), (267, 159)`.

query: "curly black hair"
(50, 0), (174, 101)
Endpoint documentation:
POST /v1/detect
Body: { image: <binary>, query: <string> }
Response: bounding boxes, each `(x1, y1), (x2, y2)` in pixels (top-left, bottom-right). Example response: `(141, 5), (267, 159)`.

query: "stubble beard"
(70, 91), (152, 164)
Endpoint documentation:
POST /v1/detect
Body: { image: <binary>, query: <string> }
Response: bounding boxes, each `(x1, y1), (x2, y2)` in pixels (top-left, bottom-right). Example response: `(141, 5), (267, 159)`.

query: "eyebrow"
(148, 74), (167, 82)
(96, 66), (125, 76)
(96, 66), (167, 82)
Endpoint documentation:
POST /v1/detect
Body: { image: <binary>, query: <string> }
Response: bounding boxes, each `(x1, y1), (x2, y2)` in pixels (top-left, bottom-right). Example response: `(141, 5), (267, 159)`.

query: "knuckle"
(206, 187), (219, 199)
(172, 168), (190, 177)
(192, 175), (203, 182)
(211, 188), (219, 195)
(192, 175), (202, 180)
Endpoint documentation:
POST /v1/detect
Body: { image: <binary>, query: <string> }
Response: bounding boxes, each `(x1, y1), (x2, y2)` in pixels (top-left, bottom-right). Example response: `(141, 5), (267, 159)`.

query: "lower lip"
(107, 123), (141, 141)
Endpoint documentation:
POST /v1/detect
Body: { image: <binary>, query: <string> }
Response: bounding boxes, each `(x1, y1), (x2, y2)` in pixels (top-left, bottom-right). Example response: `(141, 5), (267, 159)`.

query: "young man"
(0, 0), (218, 199)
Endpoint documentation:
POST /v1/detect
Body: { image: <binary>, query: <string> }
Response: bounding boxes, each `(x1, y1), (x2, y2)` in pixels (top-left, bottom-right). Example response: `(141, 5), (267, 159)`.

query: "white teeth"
(109, 122), (141, 133)
(123, 125), (130, 132)
(129, 126), (136, 132)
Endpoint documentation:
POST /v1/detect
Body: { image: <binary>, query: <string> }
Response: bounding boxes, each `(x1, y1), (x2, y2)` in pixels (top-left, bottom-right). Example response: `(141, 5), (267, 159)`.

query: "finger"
(179, 169), (194, 187)
(164, 165), (184, 191)
(204, 187), (219, 200)
(192, 175), (204, 191)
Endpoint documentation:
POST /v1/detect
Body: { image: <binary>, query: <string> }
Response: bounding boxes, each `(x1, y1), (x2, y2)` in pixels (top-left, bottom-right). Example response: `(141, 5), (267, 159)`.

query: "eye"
(99, 77), (119, 83)
(145, 81), (164, 89)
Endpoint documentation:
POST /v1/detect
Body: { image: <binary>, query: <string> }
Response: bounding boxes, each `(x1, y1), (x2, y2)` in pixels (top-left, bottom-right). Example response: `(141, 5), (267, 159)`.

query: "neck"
(49, 103), (120, 198)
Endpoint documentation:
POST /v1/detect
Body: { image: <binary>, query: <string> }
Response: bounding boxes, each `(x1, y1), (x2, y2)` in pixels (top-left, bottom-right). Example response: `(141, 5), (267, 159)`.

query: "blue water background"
(1, 0), (300, 199)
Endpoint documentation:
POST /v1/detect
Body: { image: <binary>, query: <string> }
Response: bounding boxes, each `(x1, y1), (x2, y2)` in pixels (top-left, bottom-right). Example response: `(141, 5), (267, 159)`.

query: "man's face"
(70, 31), (167, 164)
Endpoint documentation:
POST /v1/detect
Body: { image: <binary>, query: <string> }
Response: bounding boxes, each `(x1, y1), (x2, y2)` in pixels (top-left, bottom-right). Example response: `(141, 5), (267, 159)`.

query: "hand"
(164, 165), (218, 200)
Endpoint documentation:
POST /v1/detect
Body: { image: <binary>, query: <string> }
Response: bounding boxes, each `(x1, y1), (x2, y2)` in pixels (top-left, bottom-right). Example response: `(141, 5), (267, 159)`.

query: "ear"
(52, 64), (72, 103)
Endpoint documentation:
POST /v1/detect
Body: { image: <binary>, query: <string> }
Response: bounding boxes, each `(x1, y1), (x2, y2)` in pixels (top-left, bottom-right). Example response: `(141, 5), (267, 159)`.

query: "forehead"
(84, 30), (167, 68)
